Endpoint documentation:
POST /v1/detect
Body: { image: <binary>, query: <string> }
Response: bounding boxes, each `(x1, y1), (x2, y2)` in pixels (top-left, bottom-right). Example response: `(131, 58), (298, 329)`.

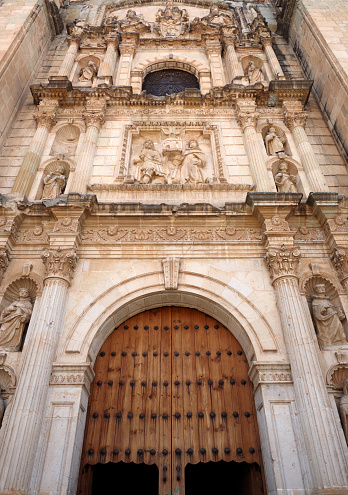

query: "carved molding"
(265, 245), (301, 281)
(50, 363), (95, 393)
(162, 257), (181, 290)
(88, 182), (253, 193)
(249, 361), (293, 390)
(81, 226), (263, 243)
(41, 247), (78, 284)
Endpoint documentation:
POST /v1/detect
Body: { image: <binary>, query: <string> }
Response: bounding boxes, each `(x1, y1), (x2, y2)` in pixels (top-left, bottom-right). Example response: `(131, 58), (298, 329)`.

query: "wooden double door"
(78, 307), (265, 495)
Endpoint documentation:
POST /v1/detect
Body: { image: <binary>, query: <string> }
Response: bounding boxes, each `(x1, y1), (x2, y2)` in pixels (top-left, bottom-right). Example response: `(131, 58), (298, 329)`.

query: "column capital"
(265, 245), (301, 282)
(41, 247), (78, 285)
(66, 34), (81, 47)
(237, 111), (259, 131)
(260, 36), (274, 48)
(82, 110), (105, 130)
(33, 111), (57, 131)
(284, 110), (308, 131)
(331, 247), (348, 285)
(105, 33), (120, 47)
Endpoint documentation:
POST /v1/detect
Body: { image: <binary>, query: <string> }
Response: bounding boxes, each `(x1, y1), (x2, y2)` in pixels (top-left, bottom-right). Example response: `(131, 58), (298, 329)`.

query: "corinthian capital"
(265, 245), (301, 281)
(237, 112), (259, 131)
(284, 111), (308, 131)
(331, 247), (348, 283)
(67, 34), (81, 47)
(0, 248), (10, 283)
(82, 111), (105, 130)
(42, 247), (78, 284)
(33, 111), (57, 132)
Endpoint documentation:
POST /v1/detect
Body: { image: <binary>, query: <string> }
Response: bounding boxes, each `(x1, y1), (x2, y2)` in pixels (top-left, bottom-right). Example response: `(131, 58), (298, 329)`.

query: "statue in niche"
(79, 60), (98, 82)
(42, 165), (66, 200)
(0, 396), (4, 426)
(244, 61), (264, 84)
(0, 288), (33, 352)
(265, 126), (286, 155)
(175, 139), (207, 184)
(340, 378), (348, 444)
(117, 9), (150, 33)
(311, 284), (347, 349)
(274, 162), (297, 193)
(154, 1), (189, 37)
(133, 140), (166, 184)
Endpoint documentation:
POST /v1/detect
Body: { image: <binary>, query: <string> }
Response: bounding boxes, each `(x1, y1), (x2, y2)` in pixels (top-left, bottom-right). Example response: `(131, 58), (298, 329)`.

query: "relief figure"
(311, 284), (347, 349)
(265, 126), (286, 155)
(176, 139), (207, 184)
(133, 140), (166, 184)
(0, 288), (33, 352)
(42, 166), (66, 200)
(274, 162), (297, 193)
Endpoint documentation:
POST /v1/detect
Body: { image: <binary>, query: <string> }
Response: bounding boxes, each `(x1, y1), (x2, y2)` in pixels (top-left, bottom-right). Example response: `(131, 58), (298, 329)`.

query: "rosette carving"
(265, 245), (301, 280)
(41, 247), (78, 284)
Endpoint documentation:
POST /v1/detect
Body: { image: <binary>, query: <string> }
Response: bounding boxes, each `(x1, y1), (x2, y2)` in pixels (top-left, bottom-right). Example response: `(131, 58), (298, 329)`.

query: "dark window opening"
(90, 462), (159, 495)
(185, 461), (264, 495)
(142, 69), (199, 96)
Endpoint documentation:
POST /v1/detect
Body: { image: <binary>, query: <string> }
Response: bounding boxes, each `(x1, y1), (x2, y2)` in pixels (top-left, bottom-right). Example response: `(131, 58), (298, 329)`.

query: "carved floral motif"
(14, 227), (49, 243)
(265, 245), (301, 280)
(41, 247), (78, 283)
(264, 216), (290, 232)
(294, 227), (325, 241)
(53, 217), (80, 234)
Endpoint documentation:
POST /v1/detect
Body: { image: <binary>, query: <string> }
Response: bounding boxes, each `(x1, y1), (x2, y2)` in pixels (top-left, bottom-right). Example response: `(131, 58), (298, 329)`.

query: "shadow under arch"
(65, 270), (280, 364)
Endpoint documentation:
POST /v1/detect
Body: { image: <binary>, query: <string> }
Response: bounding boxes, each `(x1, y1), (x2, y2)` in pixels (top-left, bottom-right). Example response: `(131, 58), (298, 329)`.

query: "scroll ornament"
(41, 247), (78, 284)
(265, 245), (301, 280)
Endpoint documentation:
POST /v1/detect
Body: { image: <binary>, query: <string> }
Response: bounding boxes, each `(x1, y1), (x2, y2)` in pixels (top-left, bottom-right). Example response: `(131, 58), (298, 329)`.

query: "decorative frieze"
(264, 216), (290, 232)
(41, 247), (78, 284)
(14, 227), (49, 243)
(249, 362), (293, 390)
(50, 364), (94, 392)
(53, 217), (80, 234)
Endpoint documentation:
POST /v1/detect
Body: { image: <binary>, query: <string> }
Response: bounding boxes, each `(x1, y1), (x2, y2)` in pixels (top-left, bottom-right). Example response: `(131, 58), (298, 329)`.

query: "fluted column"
(237, 100), (276, 192)
(223, 38), (244, 82)
(12, 101), (58, 196)
(261, 37), (285, 80)
(266, 245), (348, 493)
(284, 101), (329, 192)
(0, 247), (78, 493)
(71, 103), (105, 194)
(58, 35), (80, 78)
(97, 34), (119, 85)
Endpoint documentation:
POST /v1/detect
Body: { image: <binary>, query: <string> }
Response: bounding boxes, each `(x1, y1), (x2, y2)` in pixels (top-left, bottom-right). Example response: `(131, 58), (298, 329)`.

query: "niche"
(50, 124), (80, 157)
(262, 124), (290, 157)
(73, 55), (101, 86)
(240, 55), (268, 85)
(36, 159), (70, 200)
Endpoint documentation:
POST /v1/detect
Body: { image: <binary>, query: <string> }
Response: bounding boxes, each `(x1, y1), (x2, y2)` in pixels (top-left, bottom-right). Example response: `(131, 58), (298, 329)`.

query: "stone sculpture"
(117, 9), (150, 33)
(340, 377), (348, 444)
(42, 165), (66, 200)
(154, 1), (189, 37)
(0, 288), (33, 352)
(311, 284), (347, 349)
(274, 162), (297, 192)
(201, 5), (234, 27)
(265, 126), (286, 155)
(244, 61), (264, 84)
(133, 140), (166, 184)
(79, 60), (98, 82)
(176, 139), (207, 184)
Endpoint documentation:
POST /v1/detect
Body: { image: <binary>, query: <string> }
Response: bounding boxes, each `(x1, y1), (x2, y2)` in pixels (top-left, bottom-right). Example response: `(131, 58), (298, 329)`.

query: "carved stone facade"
(0, 1), (348, 495)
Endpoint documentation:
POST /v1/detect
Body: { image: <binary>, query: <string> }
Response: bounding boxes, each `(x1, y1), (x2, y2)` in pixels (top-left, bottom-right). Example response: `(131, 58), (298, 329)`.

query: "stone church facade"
(0, 0), (347, 494)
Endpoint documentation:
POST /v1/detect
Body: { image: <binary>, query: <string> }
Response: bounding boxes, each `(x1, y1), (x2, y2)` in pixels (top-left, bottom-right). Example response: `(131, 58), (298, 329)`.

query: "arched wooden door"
(78, 307), (265, 495)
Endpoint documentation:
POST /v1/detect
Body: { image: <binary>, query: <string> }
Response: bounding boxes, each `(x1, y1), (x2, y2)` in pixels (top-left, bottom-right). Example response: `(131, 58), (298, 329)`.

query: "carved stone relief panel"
(116, 122), (227, 185)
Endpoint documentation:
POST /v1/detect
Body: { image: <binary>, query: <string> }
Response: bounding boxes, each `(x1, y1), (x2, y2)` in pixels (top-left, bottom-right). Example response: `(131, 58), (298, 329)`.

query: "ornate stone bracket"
(249, 361), (293, 390)
(162, 257), (181, 290)
(41, 247), (78, 285)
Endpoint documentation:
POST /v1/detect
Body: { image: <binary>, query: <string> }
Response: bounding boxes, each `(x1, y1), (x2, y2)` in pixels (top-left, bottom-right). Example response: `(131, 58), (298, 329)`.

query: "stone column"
(261, 37), (285, 80)
(266, 244), (348, 494)
(0, 247), (78, 493)
(97, 34), (120, 85)
(223, 37), (244, 82)
(237, 100), (276, 192)
(284, 101), (329, 192)
(12, 100), (58, 196)
(58, 35), (80, 78)
(71, 101), (105, 194)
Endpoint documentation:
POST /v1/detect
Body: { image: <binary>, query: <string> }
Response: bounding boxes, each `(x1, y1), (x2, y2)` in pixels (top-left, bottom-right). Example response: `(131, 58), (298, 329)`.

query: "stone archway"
(77, 307), (266, 495)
